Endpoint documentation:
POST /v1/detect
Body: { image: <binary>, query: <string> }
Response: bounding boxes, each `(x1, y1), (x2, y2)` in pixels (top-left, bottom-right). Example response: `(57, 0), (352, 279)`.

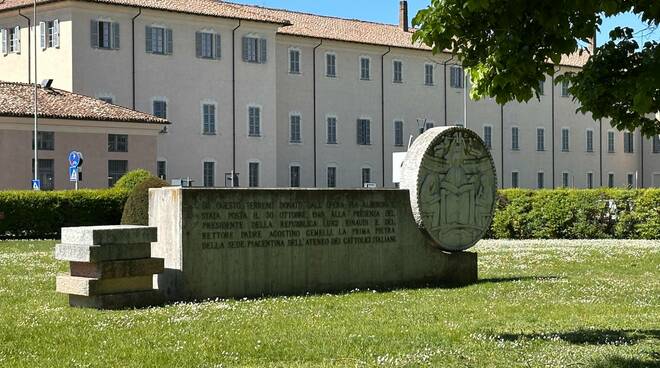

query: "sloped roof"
(0, 81), (169, 124)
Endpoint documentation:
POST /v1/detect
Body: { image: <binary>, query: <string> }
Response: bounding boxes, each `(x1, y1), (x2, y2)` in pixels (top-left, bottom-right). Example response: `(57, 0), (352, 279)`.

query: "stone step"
(61, 225), (157, 246)
(70, 258), (164, 279)
(56, 274), (154, 296)
(55, 243), (152, 262)
(68, 290), (165, 310)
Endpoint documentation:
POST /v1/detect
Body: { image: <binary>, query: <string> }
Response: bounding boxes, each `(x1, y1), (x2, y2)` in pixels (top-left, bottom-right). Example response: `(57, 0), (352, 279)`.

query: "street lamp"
(32, 0), (39, 190)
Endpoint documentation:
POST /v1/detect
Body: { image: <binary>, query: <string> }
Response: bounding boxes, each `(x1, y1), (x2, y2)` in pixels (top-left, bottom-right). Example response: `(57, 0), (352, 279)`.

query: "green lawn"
(0, 239), (658, 368)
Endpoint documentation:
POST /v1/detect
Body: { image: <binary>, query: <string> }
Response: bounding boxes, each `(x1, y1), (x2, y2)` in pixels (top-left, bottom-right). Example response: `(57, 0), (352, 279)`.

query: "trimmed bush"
(120, 177), (169, 226)
(113, 169), (154, 192)
(0, 189), (129, 239)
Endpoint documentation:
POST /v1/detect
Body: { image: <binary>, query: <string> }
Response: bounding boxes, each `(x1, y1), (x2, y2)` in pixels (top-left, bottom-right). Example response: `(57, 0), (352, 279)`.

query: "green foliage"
(120, 177), (169, 226)
(412, 0), (660, 136)
(0, 189), (129, 239)
(491, 189), (660, 239)
(113, 169), (154, 192)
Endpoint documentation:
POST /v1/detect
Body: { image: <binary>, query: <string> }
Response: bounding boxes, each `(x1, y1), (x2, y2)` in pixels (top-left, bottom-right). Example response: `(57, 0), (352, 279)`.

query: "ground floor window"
(32, 159), (54, 190)
(327, 167), (337, 188)
(108, 160), (128, 187)
(361, 168), (371, 187)
(290, 165), (301, 187)
(204, 161), (215, 187)
(249, 162), (259, 188)
(157, 161), (167, 180)
(511, 171), (519, 188)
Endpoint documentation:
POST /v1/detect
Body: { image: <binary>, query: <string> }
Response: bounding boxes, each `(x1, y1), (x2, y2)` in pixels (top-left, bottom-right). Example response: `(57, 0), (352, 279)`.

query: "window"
(0, 29), (7, 55)
(561, 79), (570, 97)
(483, 125), (492, 150)
(327, 166), (337, 188)
(450, 66), (464, 88)
(536, 128), (545, 151)
(561, 128), (570, 152)
(361, 168), (372, 187)
(196, 31), (221, 59)
(537, 172), (545, 189)
(394, 120), (404, 146)
(608, 173), (615, 188)
(157, 160), (167, 180)
(586, 129), (594, 152)
(145, 26), (172, 55)
(653, 135), (660, 153)
(242, 36), (267, 63)
(290, 114), (301, 143)
(360, 57), (370, 80)
(202, 103), (216, 135)
(562, 172), (570, 188)
(248, 106), (261, 137)
(248, 162), (259, 187)
(511, 171), (519, 188)
(608, 131), (616, 153)
(9, 26), (20, 53)
(393, 60), (403, 83)
(357, 119), (371, 145)
(91, 20), (119, 49)
(624, 131), (634, 153)
(203, 161), (215, 187)
(326, 117), (337, 144)
(627, 173), (634, 188)
(153, 100), (167, 119)
(290, 165), (301, 187)
(32, 131), (54, 151)
(108, 160), (128, 187)
(511, 127), (519, 151)
(108, 134), (128, 152)
(39, 20), (60, 49)
(289, 48), (300, 74)
(587, 172), (594, 189)
(538, 80), (544, 95)
(425, 64), (434, 86)
(32, 159), (54, 190)
(326, 53), (337, 77)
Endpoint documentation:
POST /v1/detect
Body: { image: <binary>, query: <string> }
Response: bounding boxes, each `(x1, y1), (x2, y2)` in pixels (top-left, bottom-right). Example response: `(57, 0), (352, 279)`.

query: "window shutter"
(14, 26), (20, 54)
(357, 120), (363, 144)
(112, 22), (119, 49)
(195, 31), (202, 58)
(40, 22), (46, 50)
(53, 19), (60, 48)
(166, 28), (173, 55)
(259, 38), (267, 63)
(1, 29), (6, 55)
(145, 26), (152, 53)
(241, 36), (248, 61)
(90, 20), (98, 48)
(214, 33), (221, 59)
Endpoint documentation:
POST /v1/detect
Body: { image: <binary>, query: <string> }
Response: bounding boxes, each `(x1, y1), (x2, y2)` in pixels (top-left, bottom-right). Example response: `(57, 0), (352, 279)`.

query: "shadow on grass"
(589, 353), (660, 368)
(477, 276), (562, 284)
(497, 329), (660, 346)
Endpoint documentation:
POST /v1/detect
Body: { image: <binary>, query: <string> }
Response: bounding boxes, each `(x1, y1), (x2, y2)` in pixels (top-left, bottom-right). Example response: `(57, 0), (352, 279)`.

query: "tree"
(412, 0), (660, 136)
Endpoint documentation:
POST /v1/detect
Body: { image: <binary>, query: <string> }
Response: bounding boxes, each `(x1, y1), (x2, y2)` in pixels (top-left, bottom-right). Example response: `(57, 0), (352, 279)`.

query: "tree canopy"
(412, 0), (660, 136)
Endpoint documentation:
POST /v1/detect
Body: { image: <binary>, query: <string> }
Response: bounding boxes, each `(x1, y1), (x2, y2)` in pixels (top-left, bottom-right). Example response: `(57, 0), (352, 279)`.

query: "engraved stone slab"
(55, 243), (152, 262)
(401, 127), (497, 252)
(61, 226), (157, 246)
(69, 258), (164, 279)
(56, 275), (154, 296)
(68, 290), (165, 309)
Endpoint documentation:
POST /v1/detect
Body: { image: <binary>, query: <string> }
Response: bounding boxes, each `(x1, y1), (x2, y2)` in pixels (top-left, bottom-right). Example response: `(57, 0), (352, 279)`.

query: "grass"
(0, 239), (658, 368)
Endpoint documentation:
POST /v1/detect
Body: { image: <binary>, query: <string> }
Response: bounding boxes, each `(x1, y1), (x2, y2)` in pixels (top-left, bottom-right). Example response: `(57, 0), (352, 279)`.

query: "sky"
(232, 0), (657, 46)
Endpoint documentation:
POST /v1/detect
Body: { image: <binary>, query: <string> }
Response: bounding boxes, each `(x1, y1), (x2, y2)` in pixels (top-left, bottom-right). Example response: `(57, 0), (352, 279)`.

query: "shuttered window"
(357, 119), (371, 145)
(511, 127), (519, 151)
(537, 172), (545, 189)
(653, 135), (660, 153)
(327, 167), (337, 188)
(289, 49), (300, 74)
(483, 125), (492, 150)
(248, 106), (261, 137)
(249, 162), (259, 187)
(153, 100), (167, 119)
(91, 20), (119, 49)
(326, 53), (336, 77)
(425, 64), (434, 86)
(145, 26), (173, 55)
(360, 57), (370, 80)
(290, 114), (301, 143)
(202, 104), (216, 135)
(4, 26), (21, 54)
(608, 131), (616, 152)
(40, 20), (60, 49)
(587, 172), (594, 189)
(242, 36), (267, 63)
(157, 161), (167, 180)
(562, 172), (570, 188)
(561, 79), (570, 97)
(450, 66), (463, 88)
(537, 128), (545, 151)
(394, 120), (404, 146)
(538, 80), (545, 95)
(326, 117), (337, 144)
(196, 31), (221, 59)
(203, 162), (215, 187)
(608, 173), (615, 188)
(511, 172), (519, 188)
(624, 131), (634, 153)
(586, 129), (594, 152)
(290, 165), (301, 187)
(561, 128), (570, 152)
(361, 168), (372, 187)
(393, 60), (403, 83)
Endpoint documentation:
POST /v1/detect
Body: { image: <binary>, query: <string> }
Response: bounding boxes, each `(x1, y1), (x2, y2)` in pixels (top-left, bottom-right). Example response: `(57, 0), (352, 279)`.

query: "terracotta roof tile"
(0, 81), (169, 124)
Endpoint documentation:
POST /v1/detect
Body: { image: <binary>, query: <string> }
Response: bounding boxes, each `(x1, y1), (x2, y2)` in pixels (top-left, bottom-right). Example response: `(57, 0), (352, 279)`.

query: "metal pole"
(463, 70), (467, 128)
(33, 0), (39, 189)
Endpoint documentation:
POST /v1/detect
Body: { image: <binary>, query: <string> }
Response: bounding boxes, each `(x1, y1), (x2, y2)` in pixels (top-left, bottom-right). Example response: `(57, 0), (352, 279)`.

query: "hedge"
(0, 189), (129, 239)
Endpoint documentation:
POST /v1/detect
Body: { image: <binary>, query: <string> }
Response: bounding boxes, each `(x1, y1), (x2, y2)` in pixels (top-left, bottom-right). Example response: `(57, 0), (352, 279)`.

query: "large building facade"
(1, 0), (658, 189)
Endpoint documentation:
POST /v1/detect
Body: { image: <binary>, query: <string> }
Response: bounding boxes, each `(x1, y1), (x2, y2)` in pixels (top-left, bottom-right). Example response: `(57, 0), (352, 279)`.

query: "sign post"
(68, 151), (83, 190)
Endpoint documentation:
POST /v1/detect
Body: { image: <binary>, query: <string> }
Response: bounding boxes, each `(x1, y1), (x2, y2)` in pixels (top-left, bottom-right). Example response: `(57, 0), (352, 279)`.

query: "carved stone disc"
(401, 127), (497, 252)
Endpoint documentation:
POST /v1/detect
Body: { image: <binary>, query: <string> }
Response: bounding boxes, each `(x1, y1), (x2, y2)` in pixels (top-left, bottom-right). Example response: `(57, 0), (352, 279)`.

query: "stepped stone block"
(56, 275), (154, 296)
(61, 226), (157, 246)
(69, 258), (164, 279)
(55, 243), (152, 263)
(69, 290), (165, 309)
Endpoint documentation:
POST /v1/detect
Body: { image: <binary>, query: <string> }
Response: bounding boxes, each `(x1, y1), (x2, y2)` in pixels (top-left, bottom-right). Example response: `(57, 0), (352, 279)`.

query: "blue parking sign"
(31, 179), (41, 191)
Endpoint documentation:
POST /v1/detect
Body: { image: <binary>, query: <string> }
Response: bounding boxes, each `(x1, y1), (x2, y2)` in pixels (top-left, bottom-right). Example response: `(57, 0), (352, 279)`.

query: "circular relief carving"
(401, 127), (497, 252)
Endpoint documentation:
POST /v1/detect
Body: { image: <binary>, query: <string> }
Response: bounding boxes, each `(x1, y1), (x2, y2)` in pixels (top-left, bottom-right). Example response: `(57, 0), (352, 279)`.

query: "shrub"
(120, 177), (169, 226)
(113, 169), (154, 192)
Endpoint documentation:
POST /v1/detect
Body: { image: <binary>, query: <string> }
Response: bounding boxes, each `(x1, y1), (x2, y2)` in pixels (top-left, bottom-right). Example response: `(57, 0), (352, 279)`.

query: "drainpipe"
(312, 39), (323, 187)
(18, 10), (31, 83)
(640, 132), (644, 188)
(500, 104), (504, 188)
(231, 20), (241, 185)
(551, 75), (556, 189)
(599, 120), (603, 187)
(381, 46), (392, 187)
(442, 55), (455, 126)
(131, 8), (142, 109)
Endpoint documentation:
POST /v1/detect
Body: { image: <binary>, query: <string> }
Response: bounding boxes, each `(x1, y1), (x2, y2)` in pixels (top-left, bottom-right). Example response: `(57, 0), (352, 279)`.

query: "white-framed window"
(289, 164), (301, 187)
(248, 105), (261, 137)
(561, 79), (570, 97)
(393, 60), (403, 83)
(394, 120), (404, 146)
(196, 30), (221, 59)
(624, 131), (634, 153)
(561, 128), (570, 152)
(450, 66), (464, 88)
(326, 116), (337, 144)
(326, 52), (337, 77)
(536, 127), (545, 151)
(511, 126), (520, 151)
(586, 129), (594, 152)
(145, 25), (173, 55)
(608, 173), (615, 188)
(357, 118), (371, 145)
(202, 102), (216, 135)
(91, 19), (119, 49)
(203, 161), (215, 187)
(2, 26), (21, 54)
(39, 20), (60, 49)
(289, 113), (302, 143)
(0, 29), (7, 55)
(360, 56), (371, 80)
(607, 131), (616, 153)
(361, 167), (372, 187)
(537, 171), (545, 189)
(152, 98), (167, 119)
(653, 135), (660, 153)
(157, 159), (167, 180)
(586, 172), (594, 189)
(289, 48), (301, 74)
(424, 63), (434, 86)
(248, 161), (260, 187)
(327, 166), (337, 188)
(242, 35), (266, 63)
(483, 125), (492, 150)
(538, 79), (544, 95)
(511, 171), (519, 188)
(562, 172), (570, 188)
